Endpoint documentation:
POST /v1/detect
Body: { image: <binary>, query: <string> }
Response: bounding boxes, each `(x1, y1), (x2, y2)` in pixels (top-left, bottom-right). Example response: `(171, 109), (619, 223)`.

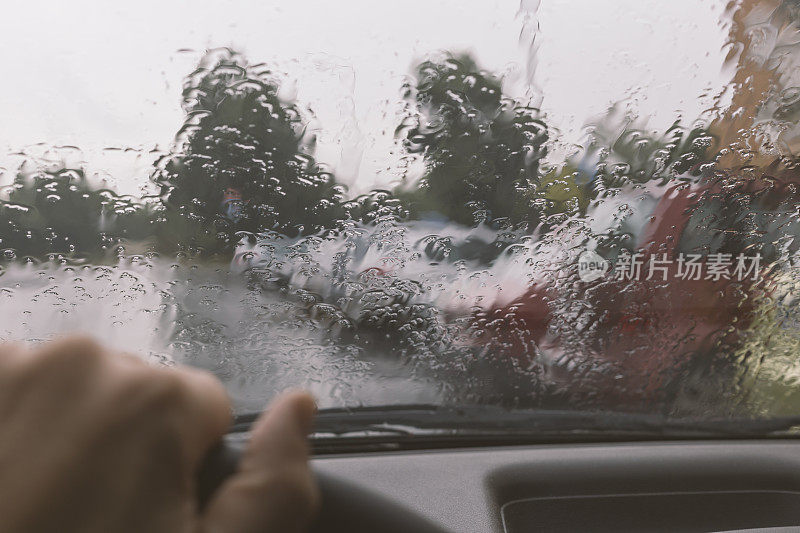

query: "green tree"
(0, 168), (154, 260)
(396, 53), (549, 228)
(153, 49), (348, 255)
(582, 111), (713, 195)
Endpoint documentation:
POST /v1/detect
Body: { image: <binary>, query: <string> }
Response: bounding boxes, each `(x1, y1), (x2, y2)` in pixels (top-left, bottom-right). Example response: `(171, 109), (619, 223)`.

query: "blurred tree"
(396, 53), (550, 228)
(153, 49), (349, 255)
(588, 118), (712, 186)
(340, 189), (410, 226)
(0, 168), (154, 260)
(0, 50), (413, 262)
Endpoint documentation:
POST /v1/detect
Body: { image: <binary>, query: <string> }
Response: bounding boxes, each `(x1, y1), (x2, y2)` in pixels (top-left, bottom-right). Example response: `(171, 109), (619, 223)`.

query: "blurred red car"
(477, 168), (800, 407)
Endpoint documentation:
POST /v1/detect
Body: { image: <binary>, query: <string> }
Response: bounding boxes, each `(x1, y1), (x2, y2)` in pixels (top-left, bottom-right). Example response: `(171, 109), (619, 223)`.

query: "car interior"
(5, 0), (800, 531)
(194, 416), (800, 533)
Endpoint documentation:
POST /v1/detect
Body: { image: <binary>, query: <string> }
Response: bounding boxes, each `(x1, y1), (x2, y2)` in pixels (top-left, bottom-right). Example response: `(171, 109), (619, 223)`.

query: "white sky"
(0, 0), (729, 194)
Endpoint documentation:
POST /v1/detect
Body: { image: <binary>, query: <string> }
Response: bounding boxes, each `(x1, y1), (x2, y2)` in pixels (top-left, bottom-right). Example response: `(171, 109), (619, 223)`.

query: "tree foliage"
(396, 54), (549, 228)
(0, 168), (153, 259)
(153, 49), (348, 254)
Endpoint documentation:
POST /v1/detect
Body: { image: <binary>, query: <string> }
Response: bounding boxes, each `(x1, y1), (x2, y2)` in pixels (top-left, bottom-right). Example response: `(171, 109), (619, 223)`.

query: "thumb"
(201, 391), (319, 533)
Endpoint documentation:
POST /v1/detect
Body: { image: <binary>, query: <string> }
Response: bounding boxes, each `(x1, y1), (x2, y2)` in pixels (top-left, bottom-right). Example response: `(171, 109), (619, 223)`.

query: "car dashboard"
(307, 440), (800, 533)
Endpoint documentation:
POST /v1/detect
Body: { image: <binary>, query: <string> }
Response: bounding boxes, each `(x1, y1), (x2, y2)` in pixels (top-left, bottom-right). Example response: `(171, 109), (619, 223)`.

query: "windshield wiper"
(229, 404), (800, 453)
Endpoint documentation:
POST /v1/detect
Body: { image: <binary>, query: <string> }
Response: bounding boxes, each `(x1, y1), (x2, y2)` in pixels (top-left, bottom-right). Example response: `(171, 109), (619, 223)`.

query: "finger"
(0, 341), (26, 373)
(0, 342), (29, 410)
(163, 365), (233, 466)
(24, 335), (145, 376)
(201, 391), (319, 533)
(43, 337), (232, 456)
(0, 336), (109, 402)
(244, 390), (316, 469)
(32, 334), (106, 366)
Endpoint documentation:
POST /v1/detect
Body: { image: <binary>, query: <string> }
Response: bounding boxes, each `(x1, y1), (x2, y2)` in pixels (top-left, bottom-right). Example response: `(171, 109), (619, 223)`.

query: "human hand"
(0, 336), (319, 533)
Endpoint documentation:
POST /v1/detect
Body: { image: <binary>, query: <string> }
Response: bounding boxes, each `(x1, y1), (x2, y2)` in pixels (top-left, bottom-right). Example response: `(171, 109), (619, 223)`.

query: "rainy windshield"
(2, 0), (800, 420)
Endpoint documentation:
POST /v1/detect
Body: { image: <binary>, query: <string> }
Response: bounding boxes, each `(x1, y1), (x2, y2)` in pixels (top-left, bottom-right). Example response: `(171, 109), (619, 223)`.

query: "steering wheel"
(198, 439), (450, 533)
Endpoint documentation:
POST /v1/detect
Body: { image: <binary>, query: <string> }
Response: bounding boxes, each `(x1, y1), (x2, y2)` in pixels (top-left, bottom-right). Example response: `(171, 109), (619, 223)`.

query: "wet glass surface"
(3, 0), (800, 417)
